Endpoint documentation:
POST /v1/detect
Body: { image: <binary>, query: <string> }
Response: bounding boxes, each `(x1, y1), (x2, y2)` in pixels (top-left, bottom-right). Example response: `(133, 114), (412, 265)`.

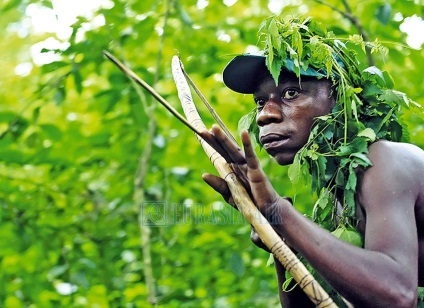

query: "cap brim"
(223, 55), (268, 94)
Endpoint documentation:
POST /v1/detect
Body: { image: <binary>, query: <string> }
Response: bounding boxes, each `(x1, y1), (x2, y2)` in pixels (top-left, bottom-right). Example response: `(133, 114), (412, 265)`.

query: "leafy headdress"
(229, 16), (420, 236)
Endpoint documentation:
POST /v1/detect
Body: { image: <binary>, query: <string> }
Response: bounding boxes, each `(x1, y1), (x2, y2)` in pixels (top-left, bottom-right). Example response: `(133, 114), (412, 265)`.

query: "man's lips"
(260, 134), (290, 151)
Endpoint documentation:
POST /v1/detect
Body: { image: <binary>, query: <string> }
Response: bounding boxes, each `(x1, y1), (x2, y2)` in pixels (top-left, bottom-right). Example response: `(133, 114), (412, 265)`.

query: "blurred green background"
(0, 0), (423, 307)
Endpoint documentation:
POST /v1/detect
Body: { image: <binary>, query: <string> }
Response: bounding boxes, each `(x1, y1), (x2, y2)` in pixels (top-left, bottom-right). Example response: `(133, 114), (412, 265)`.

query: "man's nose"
(256, 100), (283, 126)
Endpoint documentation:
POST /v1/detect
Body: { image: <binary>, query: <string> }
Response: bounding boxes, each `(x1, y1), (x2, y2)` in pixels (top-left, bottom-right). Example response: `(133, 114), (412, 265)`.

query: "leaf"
(73, 70), (83, 94)
(338, 145), (353, 156)
(361, 80), (382, 100)
(266, 253), (274, 267)
(350, 137), (368, 153)
(324, 129), (333, 140)
(41, 61), (70, 74)
(380, 89), (411, 108)
(238, 108), (260, 146)
(351, 99), (358, 121)
(237, 108), (255, 133)
(308, 18), (326, 37)
(335, 170), (345, 186)
(229, 252), (245, 278)
(292, 29), (303, 59)
(350, 153), (372, 166)
(317, 155), (327, 183)
(345, 171), (357, 190)
(54, 87), (66, 105)
(47, 264), (69, 280)
(267, 54), (284, 86)
(316, 115), (331, 121)
(391, 121), (403, 141)
(377, 108), (393, 131)
(363, 66), (386, 87)
(332, 227), (363, 247)
(310, 36), (319, 46)
(316, 190), (331, 210)
(268, 18), (279, 37)
(382, 71), (394, 89)
(349, 34), (365, 53)
(41, 0), (53, 9)
(40, 124), (63, 141)
(133, 15), (156, 46)
(375, 3), (392, 25)
(357, 128), (376, 142)
(71, 271), (90, 289)
(345, 190), (356, 215)
(288, 156), (301, 185)
(267, 34), (274, 63)
(268, 18), (281, 51)
(1, 0), (22, 11)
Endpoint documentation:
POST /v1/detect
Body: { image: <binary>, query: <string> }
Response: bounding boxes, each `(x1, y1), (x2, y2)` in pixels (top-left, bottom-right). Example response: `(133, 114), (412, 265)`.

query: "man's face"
(254, 73), (335, 165)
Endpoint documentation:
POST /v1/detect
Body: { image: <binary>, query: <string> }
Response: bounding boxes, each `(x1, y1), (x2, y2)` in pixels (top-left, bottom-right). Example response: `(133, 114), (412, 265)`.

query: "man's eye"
(282, 89), (300, 100)
(254, 98), (266, 109)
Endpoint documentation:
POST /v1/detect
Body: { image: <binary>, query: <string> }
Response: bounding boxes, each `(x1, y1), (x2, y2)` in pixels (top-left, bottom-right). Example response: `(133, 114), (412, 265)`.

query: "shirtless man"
(202, 18), (424, 307)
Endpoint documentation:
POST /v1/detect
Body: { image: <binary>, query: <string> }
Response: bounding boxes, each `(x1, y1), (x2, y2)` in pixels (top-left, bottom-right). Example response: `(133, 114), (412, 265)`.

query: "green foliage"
(0, 0), (423, 307)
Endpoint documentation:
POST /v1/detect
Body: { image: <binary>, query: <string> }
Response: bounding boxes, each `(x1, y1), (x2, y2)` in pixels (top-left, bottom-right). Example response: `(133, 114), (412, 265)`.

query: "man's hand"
(202, 125), (291, 249)
(201, 124), (248, 206)
(239, 129), (282, 216)
(202, 125), (282, 216)
(203, 125), (280, 213)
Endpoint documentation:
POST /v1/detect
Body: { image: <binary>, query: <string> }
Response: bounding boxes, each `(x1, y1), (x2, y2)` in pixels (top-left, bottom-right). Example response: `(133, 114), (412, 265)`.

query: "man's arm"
(205, 129), (419, 306)
(257, 140), (419, 306)
(273, 256), (315, 307)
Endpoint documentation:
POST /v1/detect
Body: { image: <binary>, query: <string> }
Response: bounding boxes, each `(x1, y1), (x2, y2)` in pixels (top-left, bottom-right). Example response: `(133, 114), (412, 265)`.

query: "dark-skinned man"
(202, 17), (424, 307)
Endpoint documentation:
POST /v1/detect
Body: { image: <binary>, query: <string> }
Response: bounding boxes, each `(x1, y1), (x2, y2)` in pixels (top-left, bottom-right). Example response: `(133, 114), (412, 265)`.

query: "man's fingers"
(202, 173), (227, 194)
(211, 124), (245, 164)
(202, 173), (235, 206)
(250, 227), (270, 252)
(241, 130), (261, 171)
(198, 130), (233, 163)
(240, 130), (280, 209)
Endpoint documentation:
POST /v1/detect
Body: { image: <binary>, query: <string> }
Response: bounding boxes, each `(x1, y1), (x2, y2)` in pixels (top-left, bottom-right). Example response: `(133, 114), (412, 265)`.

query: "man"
(202, 17), (424, 307)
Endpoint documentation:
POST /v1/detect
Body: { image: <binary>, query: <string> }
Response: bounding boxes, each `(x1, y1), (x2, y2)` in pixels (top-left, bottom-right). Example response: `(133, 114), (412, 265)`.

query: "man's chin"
(272, 152), (296, 166)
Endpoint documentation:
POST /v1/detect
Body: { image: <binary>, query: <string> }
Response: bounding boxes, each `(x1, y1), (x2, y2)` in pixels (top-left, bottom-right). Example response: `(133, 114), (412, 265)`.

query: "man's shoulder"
(360, 140), (424, 199)
(355, 140), (424, 215)
(368, 140), (424, 166)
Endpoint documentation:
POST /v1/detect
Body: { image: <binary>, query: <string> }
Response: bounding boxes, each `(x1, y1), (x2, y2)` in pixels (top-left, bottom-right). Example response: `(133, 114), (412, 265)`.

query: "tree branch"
(134, 0), (173, 305)
(313, 0), (375, 66)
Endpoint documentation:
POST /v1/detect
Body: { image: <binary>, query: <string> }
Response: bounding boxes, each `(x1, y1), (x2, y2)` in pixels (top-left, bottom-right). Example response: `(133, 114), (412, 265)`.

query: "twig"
(313, 0), (375, 66)
(103, 51), (201, 136)
(136, 116), (157, 305)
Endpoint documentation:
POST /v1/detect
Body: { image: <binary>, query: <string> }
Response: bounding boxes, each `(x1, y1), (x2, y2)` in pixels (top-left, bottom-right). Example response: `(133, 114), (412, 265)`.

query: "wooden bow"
(171, 56), (337, 308)
(104, 50), (338, 307)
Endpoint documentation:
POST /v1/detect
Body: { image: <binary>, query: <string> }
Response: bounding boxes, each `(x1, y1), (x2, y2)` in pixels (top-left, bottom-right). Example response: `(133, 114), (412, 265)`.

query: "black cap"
(223, 54), (330, 94)
(223, 55), (269, 94)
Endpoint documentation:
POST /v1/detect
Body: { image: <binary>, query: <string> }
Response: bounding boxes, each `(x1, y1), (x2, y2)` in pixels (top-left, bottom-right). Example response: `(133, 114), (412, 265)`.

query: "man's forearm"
(273, 256), (314, 307)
